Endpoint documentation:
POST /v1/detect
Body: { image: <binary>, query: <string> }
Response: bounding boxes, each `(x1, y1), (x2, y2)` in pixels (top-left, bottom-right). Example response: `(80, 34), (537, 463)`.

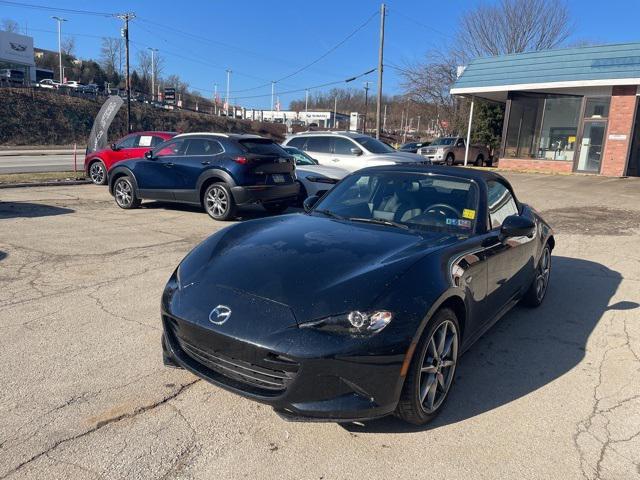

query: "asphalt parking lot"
(1, 172), (639, 480)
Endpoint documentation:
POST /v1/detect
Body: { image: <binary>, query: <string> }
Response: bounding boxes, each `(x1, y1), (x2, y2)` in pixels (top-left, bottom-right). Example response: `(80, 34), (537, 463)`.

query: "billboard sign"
(0, 31), (34, 66)
(164, 87), (176, 104)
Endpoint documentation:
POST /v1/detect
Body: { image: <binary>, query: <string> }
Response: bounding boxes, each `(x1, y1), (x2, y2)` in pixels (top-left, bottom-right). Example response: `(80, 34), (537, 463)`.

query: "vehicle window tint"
(487, 181), (519, 229)
(354, 136), (395, 153)
(304, 136), (331, 153)
(332, 137), (358, 155)
(286, 137), (306, 149)
(150, 136), (165, 147)
(186, 139), (223, 155)
(238, 139), (287, 155)
(154, 140), (187, 157)
(117, 135), (137, 149)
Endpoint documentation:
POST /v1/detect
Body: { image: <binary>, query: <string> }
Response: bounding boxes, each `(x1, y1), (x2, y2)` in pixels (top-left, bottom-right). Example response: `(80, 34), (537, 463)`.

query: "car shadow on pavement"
(0, 251), (6, 261)
(343, 255), (638, 434)
(0, 202), (74, 219)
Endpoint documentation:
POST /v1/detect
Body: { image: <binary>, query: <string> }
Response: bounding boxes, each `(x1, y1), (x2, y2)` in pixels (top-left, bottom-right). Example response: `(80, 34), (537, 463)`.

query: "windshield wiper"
(314, 209), (345, 220)
(348, 217), (410, 230)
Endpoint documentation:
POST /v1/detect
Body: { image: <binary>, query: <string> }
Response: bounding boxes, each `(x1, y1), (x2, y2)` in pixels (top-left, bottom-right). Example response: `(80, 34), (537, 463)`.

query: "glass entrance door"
(576, 121), (606, 173)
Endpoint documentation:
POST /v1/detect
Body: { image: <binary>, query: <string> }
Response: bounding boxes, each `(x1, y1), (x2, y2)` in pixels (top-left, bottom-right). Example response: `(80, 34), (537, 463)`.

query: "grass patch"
(0, 171), (86, 184)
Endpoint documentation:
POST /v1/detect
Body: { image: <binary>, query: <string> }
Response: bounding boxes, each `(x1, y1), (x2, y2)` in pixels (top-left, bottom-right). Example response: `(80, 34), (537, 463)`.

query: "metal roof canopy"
(451, 42), (640, 102)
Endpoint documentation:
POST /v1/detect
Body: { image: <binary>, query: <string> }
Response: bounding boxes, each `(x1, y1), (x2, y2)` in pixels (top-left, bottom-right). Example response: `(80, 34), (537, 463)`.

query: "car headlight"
(306, 176), (339, 184)
(299, 310), (393, 335)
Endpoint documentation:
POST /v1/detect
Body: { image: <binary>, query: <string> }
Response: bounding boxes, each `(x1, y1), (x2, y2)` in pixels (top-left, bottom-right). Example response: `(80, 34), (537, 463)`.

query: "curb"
(0, 179), (91, 189)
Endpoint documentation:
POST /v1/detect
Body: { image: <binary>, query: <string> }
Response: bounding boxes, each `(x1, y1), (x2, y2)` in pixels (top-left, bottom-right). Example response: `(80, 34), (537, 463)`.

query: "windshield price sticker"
(446, 218), (472, 229)
(462, 209), (476, 220)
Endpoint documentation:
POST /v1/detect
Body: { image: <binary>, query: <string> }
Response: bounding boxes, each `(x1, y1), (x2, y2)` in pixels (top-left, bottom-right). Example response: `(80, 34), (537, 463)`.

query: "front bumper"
(231, 182), (299, 206)
(161, 312), (407, 422)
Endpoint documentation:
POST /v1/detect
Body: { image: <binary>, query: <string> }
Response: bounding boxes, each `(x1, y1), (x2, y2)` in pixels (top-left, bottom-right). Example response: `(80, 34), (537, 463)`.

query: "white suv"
(282, 131), (427, 172)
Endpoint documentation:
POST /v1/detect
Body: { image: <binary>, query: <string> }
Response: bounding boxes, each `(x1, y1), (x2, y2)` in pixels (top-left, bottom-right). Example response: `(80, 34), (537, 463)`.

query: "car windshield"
(354, 136), (395, 154)
(313, 171), (479, 234)
(284, 147), (318, 166)
(238, 138), (287, 155)
(430, 137), (456, 146)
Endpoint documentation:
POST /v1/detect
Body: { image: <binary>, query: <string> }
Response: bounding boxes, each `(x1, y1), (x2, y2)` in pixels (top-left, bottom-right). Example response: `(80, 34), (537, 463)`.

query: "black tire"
(89, 160), (107, 185)
(522, 243), (552, 307)
(203, 182), (236, 221)
(113, 175), (141, 209)
(263, 202), (289, 215)
(474, 155), (484, 167)
(445, 154), (455, 166)
(396, 308), (460, 425)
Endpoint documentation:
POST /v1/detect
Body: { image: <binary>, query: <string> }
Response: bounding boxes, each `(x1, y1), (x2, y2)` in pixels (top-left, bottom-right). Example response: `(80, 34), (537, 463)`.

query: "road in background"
(0, 150), (82, 174)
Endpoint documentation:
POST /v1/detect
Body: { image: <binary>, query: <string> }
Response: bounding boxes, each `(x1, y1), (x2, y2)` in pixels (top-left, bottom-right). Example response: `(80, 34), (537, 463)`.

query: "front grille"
(165, 316), (300, 394)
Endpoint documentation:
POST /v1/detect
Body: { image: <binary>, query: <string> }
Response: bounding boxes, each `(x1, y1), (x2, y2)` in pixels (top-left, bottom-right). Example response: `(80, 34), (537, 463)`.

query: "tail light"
(234, 156), (248, 165)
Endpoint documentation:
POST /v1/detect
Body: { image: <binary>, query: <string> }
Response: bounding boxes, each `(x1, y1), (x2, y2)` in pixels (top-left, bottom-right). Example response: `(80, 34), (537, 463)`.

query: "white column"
(464, 96), (475, 167)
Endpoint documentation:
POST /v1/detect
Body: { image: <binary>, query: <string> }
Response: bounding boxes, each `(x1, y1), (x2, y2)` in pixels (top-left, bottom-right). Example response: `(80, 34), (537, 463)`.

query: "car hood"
(295, 164), (349, 178)
(171, 214), (455, 328)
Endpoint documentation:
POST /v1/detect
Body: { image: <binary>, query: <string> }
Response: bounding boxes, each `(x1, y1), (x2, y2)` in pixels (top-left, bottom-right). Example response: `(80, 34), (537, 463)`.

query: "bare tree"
(456, 0), (572, 60)
(1, 18), (19, 33)
(61, 37), (76, 56)
(100, 37), (122, 77)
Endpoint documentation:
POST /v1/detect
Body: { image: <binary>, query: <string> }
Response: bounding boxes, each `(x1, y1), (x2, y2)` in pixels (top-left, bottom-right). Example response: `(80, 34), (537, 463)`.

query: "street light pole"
(333, 95), (338, 129)
(147, 47), (158, 101)
(363, 81), (370, 134)
(305, 89), (308, 113)
(271, 81), (275, 111)
(51, 16), (67, 83)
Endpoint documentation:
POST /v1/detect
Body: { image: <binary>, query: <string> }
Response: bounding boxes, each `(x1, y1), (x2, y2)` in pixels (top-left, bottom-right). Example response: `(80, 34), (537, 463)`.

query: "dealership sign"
(0, 31), (34, 66)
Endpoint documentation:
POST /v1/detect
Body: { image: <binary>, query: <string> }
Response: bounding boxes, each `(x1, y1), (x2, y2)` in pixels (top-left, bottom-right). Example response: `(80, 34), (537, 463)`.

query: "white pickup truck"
(418, 137), (492, 166)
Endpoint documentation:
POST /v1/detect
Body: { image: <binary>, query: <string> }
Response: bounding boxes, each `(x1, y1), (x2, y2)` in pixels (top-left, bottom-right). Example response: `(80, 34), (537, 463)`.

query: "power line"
(385, 6), (450, 39)
(233, 9), (379, 94)
(0, 0), (116, 17)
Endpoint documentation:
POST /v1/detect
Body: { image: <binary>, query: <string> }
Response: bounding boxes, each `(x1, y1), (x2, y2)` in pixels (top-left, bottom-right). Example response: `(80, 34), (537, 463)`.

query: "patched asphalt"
(1, 172), (639, 480)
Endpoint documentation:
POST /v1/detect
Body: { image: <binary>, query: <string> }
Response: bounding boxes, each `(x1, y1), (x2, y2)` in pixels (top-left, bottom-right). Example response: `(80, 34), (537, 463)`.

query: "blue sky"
(2, 0), (640, 109)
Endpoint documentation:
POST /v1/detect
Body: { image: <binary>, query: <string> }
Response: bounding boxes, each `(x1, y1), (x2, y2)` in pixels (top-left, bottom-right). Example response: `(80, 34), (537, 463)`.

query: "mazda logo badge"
(209, 305), (231, 325)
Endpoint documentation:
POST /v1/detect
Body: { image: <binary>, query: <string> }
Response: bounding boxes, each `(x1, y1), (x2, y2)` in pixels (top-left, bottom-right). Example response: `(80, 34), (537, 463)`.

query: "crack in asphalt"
(0, 379), (201, 480)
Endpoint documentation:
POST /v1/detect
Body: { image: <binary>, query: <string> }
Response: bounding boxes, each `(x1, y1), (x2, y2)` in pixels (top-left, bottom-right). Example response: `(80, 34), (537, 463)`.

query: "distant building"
(0, 31), (35, 84)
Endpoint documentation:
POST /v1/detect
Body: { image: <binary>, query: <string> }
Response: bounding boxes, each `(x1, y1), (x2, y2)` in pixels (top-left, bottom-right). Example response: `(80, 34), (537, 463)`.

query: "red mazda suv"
(85, 131), (176, 185)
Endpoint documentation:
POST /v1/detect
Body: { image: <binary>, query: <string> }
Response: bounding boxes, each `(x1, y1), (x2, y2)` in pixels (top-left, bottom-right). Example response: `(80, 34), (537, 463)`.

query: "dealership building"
(451, 42), (640, 177)
(0, 30), (35, 83)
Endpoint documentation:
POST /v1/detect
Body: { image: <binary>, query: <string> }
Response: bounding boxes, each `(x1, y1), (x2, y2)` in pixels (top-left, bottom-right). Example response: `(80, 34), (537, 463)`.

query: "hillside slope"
(1, 88), (286, 146)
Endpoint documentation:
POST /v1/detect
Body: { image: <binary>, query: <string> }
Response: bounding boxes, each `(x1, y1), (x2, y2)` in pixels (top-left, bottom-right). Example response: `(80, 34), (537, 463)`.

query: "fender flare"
(195, 168), (237, 200)
(108, 166), (138, 195)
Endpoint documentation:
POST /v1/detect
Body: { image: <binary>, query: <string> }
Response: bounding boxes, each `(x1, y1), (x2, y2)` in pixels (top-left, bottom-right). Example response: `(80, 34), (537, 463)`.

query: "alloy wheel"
(206, 185), (228, 218)
(90, 162), (105, 184)
(418, 319), (458, 414)
(535, 247), (551, 301)
(115, 179), (133, 207)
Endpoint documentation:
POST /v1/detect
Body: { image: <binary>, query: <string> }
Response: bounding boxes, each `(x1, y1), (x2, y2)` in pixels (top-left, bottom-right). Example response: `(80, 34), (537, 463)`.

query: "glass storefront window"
(584, 97), (610, 119)
(537, 96), (582, 161)
(504, 93), (581, 161)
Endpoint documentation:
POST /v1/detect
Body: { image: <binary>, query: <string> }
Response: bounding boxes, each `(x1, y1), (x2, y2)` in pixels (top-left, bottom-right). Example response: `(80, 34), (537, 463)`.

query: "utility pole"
(305, 89), (309, 113)
(117, 12), (135, 132)
(271, 81), (275, 111)
(363, 81), (370, 134)
(375, 3), (386, 139)
(383, 104), (387, 132)
(225, 69), (231, 115)
(333, 96), (338, 129)
(51, 16), (67, 83)
(147, 47), (158, 102)
(417, 115), (421, 136)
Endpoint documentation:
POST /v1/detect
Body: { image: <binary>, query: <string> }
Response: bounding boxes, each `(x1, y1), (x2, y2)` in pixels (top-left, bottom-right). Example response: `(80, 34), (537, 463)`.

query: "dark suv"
(108, 133), (299, 220)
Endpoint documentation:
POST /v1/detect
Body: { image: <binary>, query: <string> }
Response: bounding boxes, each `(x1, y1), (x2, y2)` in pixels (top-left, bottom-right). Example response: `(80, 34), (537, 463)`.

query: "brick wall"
(497, 158), (574, 173)
(601, 85), (638, 176)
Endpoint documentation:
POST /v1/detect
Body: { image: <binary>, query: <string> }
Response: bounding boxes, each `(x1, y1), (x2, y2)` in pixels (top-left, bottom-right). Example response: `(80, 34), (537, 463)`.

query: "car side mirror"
(350, 147), (363, 156)
(144, 150), (153, 160)
(303, 195), (320, 212)
(500, 214), (535, 240)
(111, 143), (118, 151)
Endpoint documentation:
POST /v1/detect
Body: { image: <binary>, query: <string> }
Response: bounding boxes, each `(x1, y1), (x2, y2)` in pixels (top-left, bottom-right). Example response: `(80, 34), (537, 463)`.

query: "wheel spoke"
(436, 372), (445, 389)
(441, 359), (455, 368)
(421, 365), (437, 373)
(429, 337), (439, 361)
(437, 322), (447, 356)
(425, 376), (438, 410)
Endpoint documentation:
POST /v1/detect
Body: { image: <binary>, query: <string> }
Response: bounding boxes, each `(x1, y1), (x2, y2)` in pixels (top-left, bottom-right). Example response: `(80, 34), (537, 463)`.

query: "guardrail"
(0, 149), (80, 156)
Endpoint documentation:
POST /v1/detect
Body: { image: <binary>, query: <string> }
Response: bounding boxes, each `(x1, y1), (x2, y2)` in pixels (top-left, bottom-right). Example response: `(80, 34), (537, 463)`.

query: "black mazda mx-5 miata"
(161, 165), (554, 425)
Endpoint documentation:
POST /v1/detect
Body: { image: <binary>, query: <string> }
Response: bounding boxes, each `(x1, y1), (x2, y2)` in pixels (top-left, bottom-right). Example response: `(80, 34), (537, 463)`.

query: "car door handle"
(201, 160), (211, 165)
(164, 162), (174, 167)
(331, 158), (340, 162)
